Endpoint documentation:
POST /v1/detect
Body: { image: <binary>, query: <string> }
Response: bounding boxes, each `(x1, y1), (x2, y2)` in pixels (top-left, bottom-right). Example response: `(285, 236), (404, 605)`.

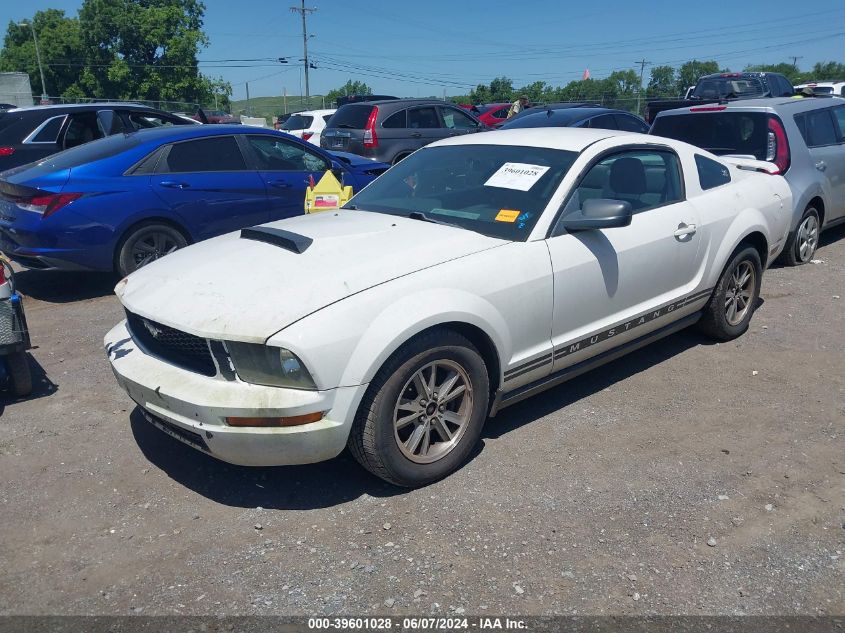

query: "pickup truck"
(645, 72), (794, 123)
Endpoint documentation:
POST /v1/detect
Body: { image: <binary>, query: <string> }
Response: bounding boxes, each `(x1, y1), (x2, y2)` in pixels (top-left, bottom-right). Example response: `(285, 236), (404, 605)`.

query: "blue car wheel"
(116, 221), (189, 277)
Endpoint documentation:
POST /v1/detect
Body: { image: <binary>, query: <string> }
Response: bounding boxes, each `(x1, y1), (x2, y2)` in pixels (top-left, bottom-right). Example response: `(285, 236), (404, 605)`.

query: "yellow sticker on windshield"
(495, 209), (520, 223)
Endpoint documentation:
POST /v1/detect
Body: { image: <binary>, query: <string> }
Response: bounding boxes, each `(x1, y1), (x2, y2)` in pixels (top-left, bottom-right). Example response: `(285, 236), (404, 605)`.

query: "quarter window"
(28, 115), (65, 143)
(585, 114), (617, 130)
(561, 149), (683, 218)
(830, 106), (845, 142)
(126, 111), (179, 129)
(695, 154), (731, 190)
(246, 135), (329, 172)
(614, 114), (649, 133)
(159, 136), (247, 172)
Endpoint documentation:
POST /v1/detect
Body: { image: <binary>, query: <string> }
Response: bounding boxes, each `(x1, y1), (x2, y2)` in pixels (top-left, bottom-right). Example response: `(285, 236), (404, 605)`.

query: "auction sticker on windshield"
(484, 162), (550, 191)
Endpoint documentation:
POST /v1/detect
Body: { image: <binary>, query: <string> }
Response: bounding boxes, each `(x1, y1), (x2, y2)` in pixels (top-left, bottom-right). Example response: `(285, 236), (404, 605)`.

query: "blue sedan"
(0, 125), (389, 276)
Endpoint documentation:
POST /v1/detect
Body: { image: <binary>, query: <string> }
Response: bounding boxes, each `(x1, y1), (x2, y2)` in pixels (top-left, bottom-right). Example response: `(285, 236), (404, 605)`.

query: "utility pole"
(245, 82), (251, 115)
(19, 20), (48, 103)
(635, 58), (651, 115)
(790, 56), (803, 71)
(290, 1), (316, 99)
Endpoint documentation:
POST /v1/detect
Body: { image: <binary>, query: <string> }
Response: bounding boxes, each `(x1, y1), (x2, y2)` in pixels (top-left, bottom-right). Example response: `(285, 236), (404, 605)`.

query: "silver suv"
(651, 97), (845, 264)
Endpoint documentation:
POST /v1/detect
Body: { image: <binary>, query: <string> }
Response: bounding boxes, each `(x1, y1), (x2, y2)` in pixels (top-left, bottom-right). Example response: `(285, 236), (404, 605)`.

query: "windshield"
(345, 144), (577, 240)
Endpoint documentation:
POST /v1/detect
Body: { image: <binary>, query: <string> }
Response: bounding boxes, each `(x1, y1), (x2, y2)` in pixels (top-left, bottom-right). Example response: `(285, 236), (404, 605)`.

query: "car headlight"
(227, 342), (317, 390)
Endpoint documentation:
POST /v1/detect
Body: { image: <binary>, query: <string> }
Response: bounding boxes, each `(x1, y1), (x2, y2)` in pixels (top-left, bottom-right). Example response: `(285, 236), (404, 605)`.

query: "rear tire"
(116, 222), (188, 277)
(698, 246), (762, 341)
(6, 351), (32, 397)
(779, 206), (820, 266)
(348, 329), (489, 487)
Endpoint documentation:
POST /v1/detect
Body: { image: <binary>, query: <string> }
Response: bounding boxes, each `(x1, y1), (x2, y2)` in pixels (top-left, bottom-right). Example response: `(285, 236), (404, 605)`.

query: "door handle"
(815, 161), (827, 172)
(267, 180), (292, 189)
(410, 132), (422, 138)
(674, 222), (697, 237)
(159, 180), (190, 189)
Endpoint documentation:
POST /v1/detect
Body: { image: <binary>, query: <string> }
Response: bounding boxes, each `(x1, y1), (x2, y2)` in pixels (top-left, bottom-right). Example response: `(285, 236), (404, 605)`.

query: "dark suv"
(0, 103), (194, 171)
(320, 99), (484, 164)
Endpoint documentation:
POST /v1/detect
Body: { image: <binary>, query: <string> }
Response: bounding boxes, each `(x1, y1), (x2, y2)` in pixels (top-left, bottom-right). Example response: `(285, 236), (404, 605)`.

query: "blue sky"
(6, 0), (845, 101)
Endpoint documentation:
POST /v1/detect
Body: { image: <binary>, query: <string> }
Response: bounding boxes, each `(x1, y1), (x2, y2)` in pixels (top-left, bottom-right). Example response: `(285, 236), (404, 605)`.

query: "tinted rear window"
(692, 77), (765, 100)
(501, 110), (585, 129)
(652, 112), (770, 159)
(282, 115), (314, 131)
(695, 154), (731, 190)
(31, 133), (142, 170)
(326, 105), (374, 129)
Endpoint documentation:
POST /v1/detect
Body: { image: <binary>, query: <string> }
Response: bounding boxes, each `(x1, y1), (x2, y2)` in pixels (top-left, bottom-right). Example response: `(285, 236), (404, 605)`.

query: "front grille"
(126, 311), (217, 377)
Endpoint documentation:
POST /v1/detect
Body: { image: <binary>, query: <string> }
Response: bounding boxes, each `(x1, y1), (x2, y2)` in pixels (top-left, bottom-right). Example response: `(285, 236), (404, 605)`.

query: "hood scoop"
(240, 226), (313, 254)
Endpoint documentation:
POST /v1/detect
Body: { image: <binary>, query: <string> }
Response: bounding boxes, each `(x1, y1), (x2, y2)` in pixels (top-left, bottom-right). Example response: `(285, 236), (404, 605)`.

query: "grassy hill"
(228, 95), (329, 123)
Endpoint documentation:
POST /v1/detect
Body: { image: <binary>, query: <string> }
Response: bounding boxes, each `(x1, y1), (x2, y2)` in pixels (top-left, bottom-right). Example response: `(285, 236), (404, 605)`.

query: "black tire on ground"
(6, 351), (32, 397)
(698, 246), (762, 341)
(116, 222), (188, 277)
(348, 329), (490, 487)
(778, 206), (820, 266)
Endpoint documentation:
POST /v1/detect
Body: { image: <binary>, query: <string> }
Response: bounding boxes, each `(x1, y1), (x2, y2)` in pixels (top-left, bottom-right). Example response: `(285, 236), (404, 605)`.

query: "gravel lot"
(0, 226), (843, 618)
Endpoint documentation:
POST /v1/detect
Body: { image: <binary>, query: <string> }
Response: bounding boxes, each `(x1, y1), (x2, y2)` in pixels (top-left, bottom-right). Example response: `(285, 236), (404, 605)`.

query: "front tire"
(6, 351), (32, 397)
(698, 246), (762, 341)
(116, 222), (188, 277)
(779, 206), (820, 266)
(348, 329), (490, 487)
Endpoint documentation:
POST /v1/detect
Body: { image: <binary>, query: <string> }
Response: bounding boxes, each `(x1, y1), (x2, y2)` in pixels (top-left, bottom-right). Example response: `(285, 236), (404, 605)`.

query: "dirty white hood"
(118, 210), (504, 342)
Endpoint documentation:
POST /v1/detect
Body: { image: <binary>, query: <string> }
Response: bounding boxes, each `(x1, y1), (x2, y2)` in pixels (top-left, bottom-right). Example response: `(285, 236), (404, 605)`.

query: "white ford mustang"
(105, 128), (791, 486)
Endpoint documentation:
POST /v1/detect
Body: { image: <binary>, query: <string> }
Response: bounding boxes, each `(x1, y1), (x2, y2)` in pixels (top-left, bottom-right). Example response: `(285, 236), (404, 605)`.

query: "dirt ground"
(0, 227), (843, 618)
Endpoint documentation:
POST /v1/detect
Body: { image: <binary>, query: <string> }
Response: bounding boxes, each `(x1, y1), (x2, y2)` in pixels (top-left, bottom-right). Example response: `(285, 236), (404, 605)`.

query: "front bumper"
(105, 320), (368, 466)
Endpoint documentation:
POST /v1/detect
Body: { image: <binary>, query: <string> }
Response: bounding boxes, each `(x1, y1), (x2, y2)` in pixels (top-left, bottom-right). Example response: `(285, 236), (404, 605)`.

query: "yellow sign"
(495, 209), (520, 223)
(305, 170), (354, 213)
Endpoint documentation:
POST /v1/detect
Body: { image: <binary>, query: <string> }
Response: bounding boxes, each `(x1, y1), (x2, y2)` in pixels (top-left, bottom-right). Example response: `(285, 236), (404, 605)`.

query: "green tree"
(0, 9), (84, 98)
(647, 65), (676, 98)
(325, 79), (372, 106)
(677, 60), (721, 93)
(77, 0), (210, 103)
(808, 61), (845, 80)
(468, 76), (514, 104)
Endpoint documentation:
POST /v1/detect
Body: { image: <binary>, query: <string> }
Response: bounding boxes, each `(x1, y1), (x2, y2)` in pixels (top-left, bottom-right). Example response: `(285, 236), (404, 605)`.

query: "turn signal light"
(226, 412), (325, 427)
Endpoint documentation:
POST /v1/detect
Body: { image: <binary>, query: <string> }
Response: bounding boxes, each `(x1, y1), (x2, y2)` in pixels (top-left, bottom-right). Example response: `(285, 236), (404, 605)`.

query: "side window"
(246, 135), (329, 172)
(27, 115), (66, 143)
(614, 114), (649, 133)
(126, 111), (179, 130)
(805, 109), (838, 147)
(322, 114), (333, 124)
(794, 113), (808, 143)
(382, 110), (407, 128)
(63, 112), (104, 149)
(159, 136), (247, 173)
(695, 154), (731, 190)
(780, 77), (794, 96)
(96, 110), (125, 136)
(559, 149), (683, 221)
(830, 106), (845, 142)
(440, 107), (478, 129)
(585, 114), (618, 130)
(407, 107), (439, 129)
(492, 107), (509, 119)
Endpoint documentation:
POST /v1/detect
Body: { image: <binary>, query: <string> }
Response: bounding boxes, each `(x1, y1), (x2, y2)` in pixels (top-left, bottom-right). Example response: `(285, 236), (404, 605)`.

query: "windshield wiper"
(406, 211), (462, 229)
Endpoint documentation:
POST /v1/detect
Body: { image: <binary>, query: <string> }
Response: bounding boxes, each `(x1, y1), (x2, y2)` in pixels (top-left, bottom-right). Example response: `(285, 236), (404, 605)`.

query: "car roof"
(339, 98), (452, 108)
(288, 108), (336, 116)
(511, 106), (624, 123)
(656, 96), (844, 117)
(125, 124), (285, 143)
(7, 102), (151, 113)
(428, 127), (646, 152)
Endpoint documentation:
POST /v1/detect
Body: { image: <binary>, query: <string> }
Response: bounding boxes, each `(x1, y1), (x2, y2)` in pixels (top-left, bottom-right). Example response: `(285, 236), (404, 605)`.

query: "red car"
(193, 109), (239, 124)
(459, 102), (511, 127)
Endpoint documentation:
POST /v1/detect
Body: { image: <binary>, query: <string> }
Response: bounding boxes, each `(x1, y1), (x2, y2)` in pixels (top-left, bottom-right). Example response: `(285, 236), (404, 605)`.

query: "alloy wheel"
(131, 231), (181, 270)
(724, 260), (756, 326)
(795, 213), (819, 263)
(393, 360), (473, 464)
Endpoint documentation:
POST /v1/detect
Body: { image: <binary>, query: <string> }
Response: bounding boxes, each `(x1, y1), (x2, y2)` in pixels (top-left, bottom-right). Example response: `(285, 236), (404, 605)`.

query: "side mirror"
(561, 198), (633, 232)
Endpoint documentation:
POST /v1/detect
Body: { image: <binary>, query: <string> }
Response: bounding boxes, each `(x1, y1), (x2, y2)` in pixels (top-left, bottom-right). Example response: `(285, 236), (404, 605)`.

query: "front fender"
(269, 286), (510, 391)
